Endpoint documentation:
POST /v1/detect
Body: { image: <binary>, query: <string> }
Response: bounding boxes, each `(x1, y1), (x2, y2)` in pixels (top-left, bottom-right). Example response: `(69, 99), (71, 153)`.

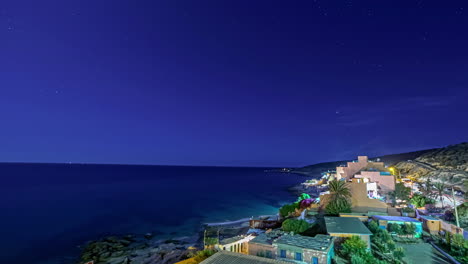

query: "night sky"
(1, 1), (467, 167)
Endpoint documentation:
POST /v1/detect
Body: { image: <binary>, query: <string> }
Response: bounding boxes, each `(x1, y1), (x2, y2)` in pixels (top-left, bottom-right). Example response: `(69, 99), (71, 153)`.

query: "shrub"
(342, 236), (368, 258)
(190, 249), (216, 263)
(368, 220), (380, 233)
(281, 219), (310, 234)
(296, 193), (311, 202)
(393, 247), (405, 260)
(388, 223), (403, 235)
(204, 237), (218, 245)
(410, 193), (427, 208)
(403, 223), (417, 237)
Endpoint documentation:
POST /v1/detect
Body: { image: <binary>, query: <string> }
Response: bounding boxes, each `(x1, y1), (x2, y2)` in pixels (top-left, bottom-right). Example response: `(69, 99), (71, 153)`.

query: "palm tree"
(418, 178), (433, 198)
(329, 180), (351, 200)
(326, 180), (352, 214)
(433, 182), (446, 208)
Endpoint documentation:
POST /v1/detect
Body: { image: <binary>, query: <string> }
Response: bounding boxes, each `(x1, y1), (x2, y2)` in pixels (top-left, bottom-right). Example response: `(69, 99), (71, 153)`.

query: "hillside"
(293, 142), (467, 191)
(293, 148), (435, 176)
(394, 142), (468, 191)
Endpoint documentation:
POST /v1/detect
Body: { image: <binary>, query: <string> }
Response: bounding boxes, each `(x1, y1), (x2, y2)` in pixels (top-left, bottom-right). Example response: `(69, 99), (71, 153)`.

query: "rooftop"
(249, 230), (285, 245)
(200, 251), (290, 264)
(420, 215), (441, 221)
(325, 217), (372, 235)
(274, 234), (333, 251)
(220, 235), (245, 245)
(372, 215), (420, 222)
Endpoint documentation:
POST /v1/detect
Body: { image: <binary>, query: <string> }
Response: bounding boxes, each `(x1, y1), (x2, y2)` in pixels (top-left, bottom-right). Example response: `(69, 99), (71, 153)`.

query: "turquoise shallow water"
(0, 163), (305, 263)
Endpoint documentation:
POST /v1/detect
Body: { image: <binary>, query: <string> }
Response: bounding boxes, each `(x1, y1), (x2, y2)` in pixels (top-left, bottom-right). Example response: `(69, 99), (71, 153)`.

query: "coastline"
(75, 170), (313, 264)
(77, 215), (276, 264)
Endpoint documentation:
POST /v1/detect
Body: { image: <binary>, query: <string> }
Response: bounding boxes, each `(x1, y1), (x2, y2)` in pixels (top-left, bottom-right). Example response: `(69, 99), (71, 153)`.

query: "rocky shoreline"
(77, 232), (203, 264)
(76, 217), (255, 264)
(76, 174), (311, 264)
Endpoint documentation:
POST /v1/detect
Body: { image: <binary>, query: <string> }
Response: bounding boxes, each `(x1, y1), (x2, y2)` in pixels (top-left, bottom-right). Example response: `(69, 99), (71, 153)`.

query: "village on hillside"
(178, 156), (468, 264)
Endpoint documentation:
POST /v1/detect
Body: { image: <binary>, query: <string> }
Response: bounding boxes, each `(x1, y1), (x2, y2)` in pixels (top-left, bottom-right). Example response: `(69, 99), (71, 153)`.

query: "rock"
(144, 233), (153, 239)
(111, 250), (124, 257)
(100, 252), (111, 259)
(105, 236), (120, 243)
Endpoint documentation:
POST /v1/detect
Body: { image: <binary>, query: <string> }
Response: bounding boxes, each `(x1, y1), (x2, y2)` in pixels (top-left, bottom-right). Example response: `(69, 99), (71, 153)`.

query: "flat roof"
(200, 251), (290, 264)
(325, 217), (372, 235)
(420, 215), (440, 221)
(274, 234), (333, 251)
(372, 215), (420, 222)
(220, 235), (245, 245)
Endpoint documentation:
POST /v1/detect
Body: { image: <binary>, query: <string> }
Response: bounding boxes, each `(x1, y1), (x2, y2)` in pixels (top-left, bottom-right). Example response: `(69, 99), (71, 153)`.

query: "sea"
(0, 163), (306, 263)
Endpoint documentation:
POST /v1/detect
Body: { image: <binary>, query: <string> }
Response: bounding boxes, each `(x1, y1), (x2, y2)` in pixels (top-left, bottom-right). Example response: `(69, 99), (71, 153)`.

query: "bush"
(342, 236), (368, 258)
(296, 193), (311, 202)
(204, 237), (218, 245)
(281, 219), (310, 234)
(388, 223), (403, 235)
(393, 247), (405, 260)
(368, 220), (380, 233)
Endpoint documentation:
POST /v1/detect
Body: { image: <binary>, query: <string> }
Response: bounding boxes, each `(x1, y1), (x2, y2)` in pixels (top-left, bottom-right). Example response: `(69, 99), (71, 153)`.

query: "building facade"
(273, 234), (334, 264)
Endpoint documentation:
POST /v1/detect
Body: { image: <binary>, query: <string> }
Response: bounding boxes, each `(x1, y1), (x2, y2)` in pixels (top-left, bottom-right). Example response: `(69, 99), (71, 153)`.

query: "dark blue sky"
(1, 0), (467, 167)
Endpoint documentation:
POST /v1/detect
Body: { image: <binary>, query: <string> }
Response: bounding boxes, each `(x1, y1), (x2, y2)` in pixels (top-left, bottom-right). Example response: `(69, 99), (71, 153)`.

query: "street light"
(389, 167), (401, 178)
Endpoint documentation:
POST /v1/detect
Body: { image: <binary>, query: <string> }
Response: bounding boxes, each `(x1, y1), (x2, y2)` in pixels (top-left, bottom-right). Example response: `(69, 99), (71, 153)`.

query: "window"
(312, 256), (318, 264)
(295, 252), (302, 261)
(280, 249), (286, 258)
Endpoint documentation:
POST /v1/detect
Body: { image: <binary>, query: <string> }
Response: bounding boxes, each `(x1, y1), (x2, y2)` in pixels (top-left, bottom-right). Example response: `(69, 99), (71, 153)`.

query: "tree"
(433, 182), (446, 208)
(403, 223), (417, 237)
(388, 223), (403, 235)
(389, 183), (411, 206)
(326, 180), (351, 215)
(279, 203), (299, 218)
(281, 219), (310, 234)
(329, 180), (351, 200)
(368, 220), (380, 233)
(325, 199), (351, 215)
(418, 178), (435, 198)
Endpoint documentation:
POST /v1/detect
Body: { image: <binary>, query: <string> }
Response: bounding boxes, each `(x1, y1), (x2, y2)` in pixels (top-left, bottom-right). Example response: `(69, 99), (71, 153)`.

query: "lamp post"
(451, 186), (460, 228)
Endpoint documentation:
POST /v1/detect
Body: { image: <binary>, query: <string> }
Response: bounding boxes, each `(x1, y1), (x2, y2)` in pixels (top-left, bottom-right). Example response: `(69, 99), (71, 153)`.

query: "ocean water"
(0, 163), (305, 263)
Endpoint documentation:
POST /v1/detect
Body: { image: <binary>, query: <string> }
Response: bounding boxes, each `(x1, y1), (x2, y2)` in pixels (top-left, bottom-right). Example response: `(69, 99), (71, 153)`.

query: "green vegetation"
(296, 193), (311, 202)
(410, 193), (434, 208)
(339, 236), (386, 264)
(368, 220), (406, 264)
(432, 182), (446, 208)
(456, 202), (468, 228)
(281, 219), (310, 234)
(387, 223), (417, 238)
(325, 180), (351, 215)
(388, 183), (411, 206)
(279, 202), (299, 218)
(185, 249), (216, 264)
(204, 237), (218, 246)
(433, 232), (468, 263)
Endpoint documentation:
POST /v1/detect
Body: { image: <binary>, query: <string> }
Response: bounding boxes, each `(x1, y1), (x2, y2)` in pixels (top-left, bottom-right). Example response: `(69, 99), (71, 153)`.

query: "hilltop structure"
(335, 156), (386, 181)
